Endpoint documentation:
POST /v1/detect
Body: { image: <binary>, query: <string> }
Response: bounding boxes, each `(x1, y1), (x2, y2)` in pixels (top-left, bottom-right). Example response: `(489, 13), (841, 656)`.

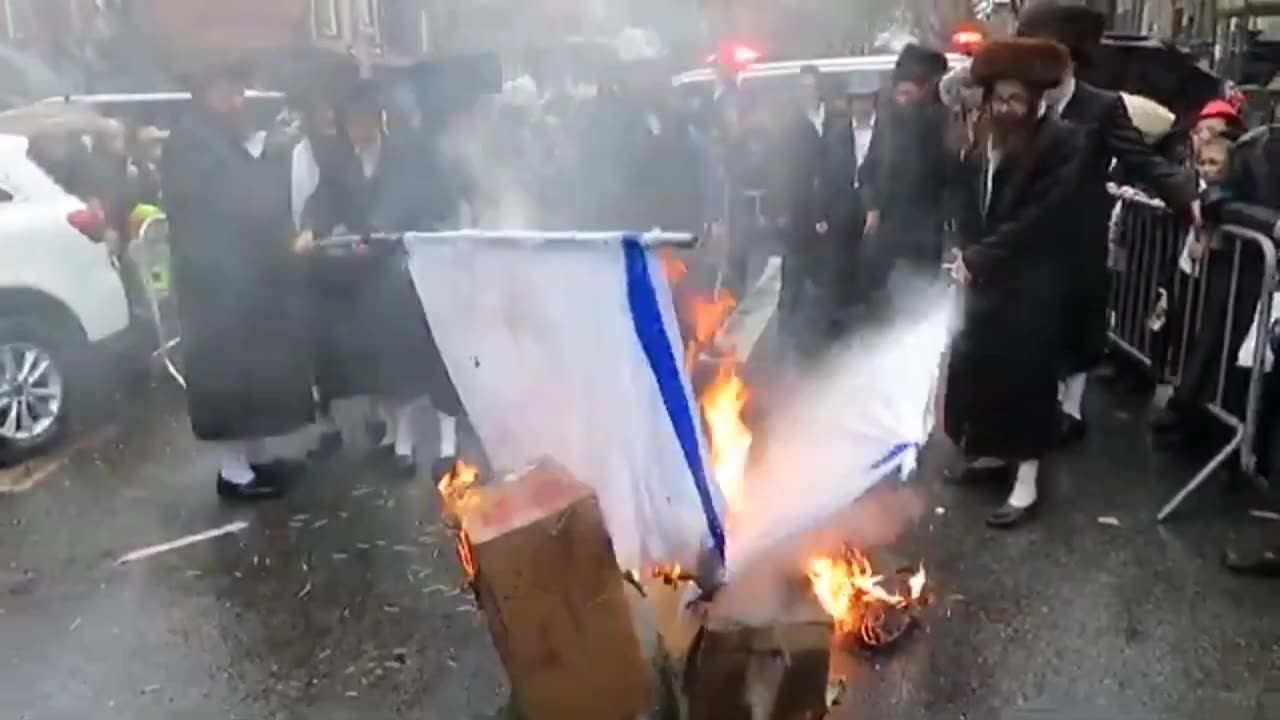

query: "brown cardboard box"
(685, 598), (833, 720)
(461, 459), (654, 720)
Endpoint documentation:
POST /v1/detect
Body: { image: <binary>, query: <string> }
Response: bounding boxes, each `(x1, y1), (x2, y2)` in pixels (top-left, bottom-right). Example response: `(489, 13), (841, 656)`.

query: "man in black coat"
(858, 44), (956, 310)
(162, 57), (314, 500)
(825, 74), (880, 324)
(945, 38), (1084, 528)
(299, 80), (463, 479)
(1017, 3), (1198, 444)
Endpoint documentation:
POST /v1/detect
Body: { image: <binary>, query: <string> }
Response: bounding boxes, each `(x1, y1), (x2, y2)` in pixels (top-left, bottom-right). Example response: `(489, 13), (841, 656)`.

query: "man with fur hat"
(1018, 2), (1197, 445)
(857, 43), (955, 308)
(944, 37), (1084, 528)
(162, 52), (314, 500)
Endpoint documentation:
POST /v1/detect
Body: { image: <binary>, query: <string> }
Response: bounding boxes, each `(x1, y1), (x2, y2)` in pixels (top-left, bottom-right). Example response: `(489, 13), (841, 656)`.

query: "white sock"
(970, 457), (1006, 469)
(1006, 460), (1040, 509)
(394, 402), (416, 459)
(217, 442), (255, 485)
(439, 413), (457, 457)
(1061, 373), (1087, 420)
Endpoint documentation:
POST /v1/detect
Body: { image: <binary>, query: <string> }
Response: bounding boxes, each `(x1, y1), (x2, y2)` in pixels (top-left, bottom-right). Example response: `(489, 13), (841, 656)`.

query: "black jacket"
(161, 113), (314, 440)
(1058, 80), (1196, 373)
(945, 116), (1085, 460)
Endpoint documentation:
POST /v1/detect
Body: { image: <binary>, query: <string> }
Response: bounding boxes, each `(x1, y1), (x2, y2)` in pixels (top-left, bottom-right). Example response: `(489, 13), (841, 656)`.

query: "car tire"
(0, 316), (84, 465)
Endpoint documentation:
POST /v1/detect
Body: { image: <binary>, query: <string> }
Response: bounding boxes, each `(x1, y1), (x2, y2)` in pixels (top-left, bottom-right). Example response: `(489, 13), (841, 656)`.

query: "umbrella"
(1085, 36), (1224, 118)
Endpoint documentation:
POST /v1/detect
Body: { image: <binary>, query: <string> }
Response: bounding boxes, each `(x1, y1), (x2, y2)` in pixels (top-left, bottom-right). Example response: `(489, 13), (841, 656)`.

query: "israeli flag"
(403, 231), (726, 572)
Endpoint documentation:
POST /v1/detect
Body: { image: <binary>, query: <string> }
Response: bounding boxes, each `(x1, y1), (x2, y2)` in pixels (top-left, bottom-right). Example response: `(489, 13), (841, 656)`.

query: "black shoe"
(392, 454), (417, 479)
(217, 474), (287, 501)
(986, 501), (1037, 529)
(1223, 546), (1280, 577)
(945, 463), (1012, 484)
(1058, 413), (1086, 448)
(308, 430), (343, 460)
(252, 459), (308, 482)
(367, 444), (395, 465)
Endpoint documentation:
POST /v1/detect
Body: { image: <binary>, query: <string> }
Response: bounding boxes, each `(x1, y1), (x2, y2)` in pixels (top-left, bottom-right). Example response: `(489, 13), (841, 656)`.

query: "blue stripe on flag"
(871, 442), (917, 472)
(621, 237), (726, 561)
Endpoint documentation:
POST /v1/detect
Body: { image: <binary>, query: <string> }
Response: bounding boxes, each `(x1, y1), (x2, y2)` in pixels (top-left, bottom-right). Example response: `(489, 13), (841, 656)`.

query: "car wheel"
(0, 317), (81, 463)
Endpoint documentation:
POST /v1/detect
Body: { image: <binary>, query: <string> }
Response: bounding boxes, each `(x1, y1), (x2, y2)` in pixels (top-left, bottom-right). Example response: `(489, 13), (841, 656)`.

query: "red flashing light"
(951, 30), (985, 54)
(707, 43), (763, 69)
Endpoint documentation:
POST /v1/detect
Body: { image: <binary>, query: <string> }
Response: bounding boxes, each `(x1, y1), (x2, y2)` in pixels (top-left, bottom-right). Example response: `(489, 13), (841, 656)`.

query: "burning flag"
(807, 546), (927, 647)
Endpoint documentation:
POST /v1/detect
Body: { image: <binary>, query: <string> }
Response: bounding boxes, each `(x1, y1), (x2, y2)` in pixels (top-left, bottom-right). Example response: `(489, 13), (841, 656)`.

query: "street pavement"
(1, 380), (1278, 720)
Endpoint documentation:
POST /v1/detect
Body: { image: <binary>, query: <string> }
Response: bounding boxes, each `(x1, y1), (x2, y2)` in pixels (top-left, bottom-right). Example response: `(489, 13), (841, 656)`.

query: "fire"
(700, 366), (752, 518)
(437, 459), (479, 514)
(650, 563), (696, 587)
(685, 288), (737, 370)
(436, 460), (481, 579)
(807, 546), (927, 647)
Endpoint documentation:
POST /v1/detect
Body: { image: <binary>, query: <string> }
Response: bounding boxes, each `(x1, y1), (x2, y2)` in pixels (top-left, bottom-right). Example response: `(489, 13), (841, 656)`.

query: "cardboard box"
(685, 598), (833, 720)
(461, 459), (654, 720)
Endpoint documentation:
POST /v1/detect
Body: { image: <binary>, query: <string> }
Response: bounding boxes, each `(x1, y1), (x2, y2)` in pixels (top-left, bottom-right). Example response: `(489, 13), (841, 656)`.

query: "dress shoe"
(1223, 546), (1280, 578)
(365, 418), (388, 447)
(252, 459), (308, 482)
(986, 501), (1037, 529)
(217, 474), (286, 501)
(1058, 413), (1086, 448)
(391, 453), (417, 479)
(367, 444), (395, 465)
(308, 430), (343, 460)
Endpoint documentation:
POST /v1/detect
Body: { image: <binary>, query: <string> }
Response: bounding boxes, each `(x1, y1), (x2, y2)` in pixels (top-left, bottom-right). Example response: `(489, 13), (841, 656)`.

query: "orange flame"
(685, 289), (737, 370)
(436, 460), (481, 579)
(808, 547), (927, 644)
(658, 249), (689, 286)
(700, 365), (752, 518)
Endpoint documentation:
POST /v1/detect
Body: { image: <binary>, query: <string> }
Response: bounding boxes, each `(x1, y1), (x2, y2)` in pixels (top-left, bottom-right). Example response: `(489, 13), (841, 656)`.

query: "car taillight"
(67, 202), (107, 243)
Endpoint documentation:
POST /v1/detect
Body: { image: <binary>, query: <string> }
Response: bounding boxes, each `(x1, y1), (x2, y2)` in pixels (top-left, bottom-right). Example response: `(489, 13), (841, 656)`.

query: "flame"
(685, 288), (737, 370)
(658, 248), (688, 286)
(437, 459), (479, 515)
(650, 563), (696, 587)
(436, 460), (481, 579)
(807, 546), (928, 645)
(701, 365), (752, 518)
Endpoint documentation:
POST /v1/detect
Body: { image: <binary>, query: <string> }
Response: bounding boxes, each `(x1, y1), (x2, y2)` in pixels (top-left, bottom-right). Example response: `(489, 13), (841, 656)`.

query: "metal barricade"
(128, 215), (184, 388)
(1106, 185), (1279, 521)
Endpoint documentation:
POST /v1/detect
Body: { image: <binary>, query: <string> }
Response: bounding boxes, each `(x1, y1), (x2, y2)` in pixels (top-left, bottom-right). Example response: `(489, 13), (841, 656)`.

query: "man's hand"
(950, 252), (972, 286)
(864, 209), (881, 235)
(292, 229), (315, 255)
(816, 221), (829, 235)
(1189, 238), (1207, 261)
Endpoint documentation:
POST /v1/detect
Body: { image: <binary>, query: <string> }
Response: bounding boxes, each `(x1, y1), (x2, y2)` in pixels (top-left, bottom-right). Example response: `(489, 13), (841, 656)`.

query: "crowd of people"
(35, 4), (1280, 576)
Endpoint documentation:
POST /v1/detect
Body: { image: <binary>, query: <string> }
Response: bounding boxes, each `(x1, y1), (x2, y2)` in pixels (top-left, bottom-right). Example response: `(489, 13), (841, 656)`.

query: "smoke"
(713, 284), (956, 624)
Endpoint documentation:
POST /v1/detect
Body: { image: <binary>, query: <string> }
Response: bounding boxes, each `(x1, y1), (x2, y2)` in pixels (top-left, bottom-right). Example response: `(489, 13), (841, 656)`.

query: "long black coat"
(304, 135), (461, 413)
(944, 117), (1085, 460)
(821, 113), (871, 307)
(161, 114), (315, 441)
(858, 101), (955, 272)
(1058, 81), (1195, 374)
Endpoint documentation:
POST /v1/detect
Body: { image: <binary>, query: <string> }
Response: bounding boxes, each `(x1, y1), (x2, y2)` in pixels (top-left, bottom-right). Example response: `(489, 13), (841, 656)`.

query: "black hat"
(971, 38), (1072, 91)
(1016, 2), (1106, 67)
(172, 47), (254, 93)
(892, 43), (948, 86)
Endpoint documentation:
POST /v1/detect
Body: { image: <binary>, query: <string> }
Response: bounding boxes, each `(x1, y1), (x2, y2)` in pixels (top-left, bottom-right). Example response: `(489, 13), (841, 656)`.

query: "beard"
(990, 110), (1036, 150)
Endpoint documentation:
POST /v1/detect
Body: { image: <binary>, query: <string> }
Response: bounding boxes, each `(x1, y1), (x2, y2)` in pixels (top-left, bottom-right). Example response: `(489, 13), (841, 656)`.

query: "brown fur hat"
(970, 38), (1071, 92)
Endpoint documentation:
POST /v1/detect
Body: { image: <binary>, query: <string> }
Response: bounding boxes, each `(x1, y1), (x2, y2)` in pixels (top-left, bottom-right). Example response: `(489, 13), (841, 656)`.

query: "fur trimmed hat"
(1016, 2), (1106, 67)
(971, 38), (1071, 92)
(892, 43), (949, 86)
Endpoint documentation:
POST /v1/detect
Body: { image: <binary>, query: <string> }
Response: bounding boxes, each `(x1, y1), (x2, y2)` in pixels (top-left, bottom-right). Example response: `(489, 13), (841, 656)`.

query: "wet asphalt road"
(1, 381), (1279, 720)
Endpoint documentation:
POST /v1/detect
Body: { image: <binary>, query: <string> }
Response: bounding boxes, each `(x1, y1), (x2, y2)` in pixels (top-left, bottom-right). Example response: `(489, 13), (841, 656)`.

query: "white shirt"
(1051, 76), (1077, 116)
(243, 131), (267, 159)
(290, 138), (321, 230)
(807, 102), (825, 135)
(357, 139), (381, 179)
(852, 114), (875, 168)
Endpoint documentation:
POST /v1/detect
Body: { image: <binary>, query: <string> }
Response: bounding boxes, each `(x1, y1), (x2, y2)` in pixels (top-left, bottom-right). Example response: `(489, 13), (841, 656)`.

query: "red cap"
(1199, 99), (1240, 123)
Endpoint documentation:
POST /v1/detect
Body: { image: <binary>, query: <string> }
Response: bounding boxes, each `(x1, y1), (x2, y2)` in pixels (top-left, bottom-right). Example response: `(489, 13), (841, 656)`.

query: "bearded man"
(944, 38), (1084, 528)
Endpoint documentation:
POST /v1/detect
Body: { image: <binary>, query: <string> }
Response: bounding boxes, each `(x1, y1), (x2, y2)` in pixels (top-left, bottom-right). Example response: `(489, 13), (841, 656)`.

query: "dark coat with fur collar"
(945, 115), (1084, 460)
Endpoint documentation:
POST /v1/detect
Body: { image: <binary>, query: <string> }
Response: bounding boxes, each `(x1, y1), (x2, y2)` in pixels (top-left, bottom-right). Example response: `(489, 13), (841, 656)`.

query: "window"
(312, 0), (340, 39)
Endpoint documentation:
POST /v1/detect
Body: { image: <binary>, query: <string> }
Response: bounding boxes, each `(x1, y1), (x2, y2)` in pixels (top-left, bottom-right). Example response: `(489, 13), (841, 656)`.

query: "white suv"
(0, 133), (132, 462)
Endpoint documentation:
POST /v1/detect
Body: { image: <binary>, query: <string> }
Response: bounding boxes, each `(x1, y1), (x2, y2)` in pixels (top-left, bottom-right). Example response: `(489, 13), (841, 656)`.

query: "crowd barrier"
(1106, 185), (1278, 521)
(129, 214), (184, 388)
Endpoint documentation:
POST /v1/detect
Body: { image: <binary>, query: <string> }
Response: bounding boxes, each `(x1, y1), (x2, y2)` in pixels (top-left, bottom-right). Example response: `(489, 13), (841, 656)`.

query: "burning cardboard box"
(683, 593), (834, 720)
(440, 459), (654, 720)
